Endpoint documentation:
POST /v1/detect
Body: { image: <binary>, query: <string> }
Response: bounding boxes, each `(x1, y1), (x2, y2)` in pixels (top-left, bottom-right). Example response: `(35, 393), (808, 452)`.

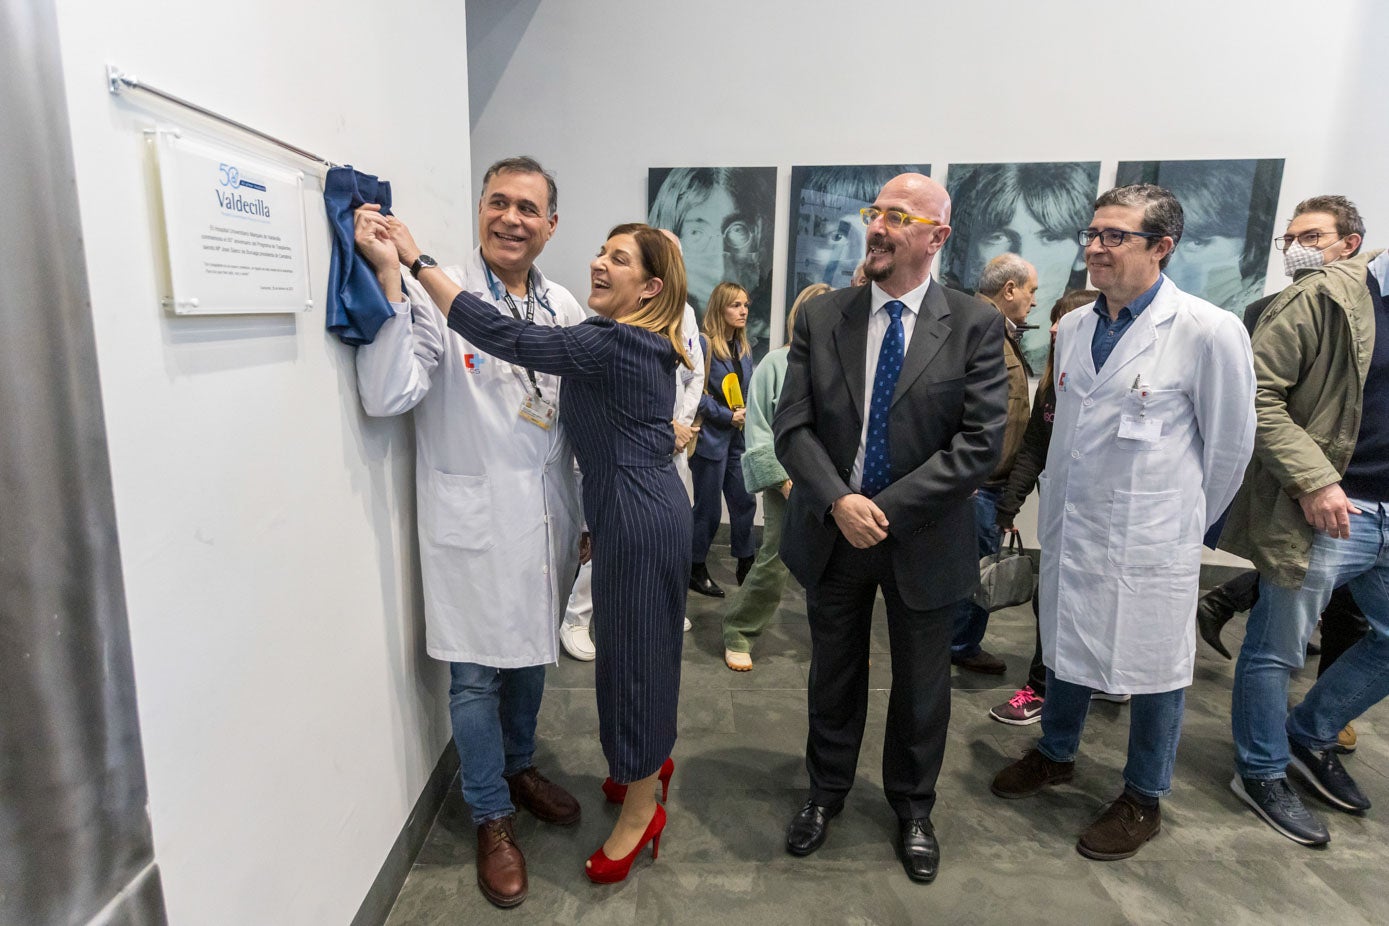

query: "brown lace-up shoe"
(506, 766), (581, 825)
(476, 815), (527, 908)
(991, 748), (1075, 799)
(1077, 792), (1161, 860)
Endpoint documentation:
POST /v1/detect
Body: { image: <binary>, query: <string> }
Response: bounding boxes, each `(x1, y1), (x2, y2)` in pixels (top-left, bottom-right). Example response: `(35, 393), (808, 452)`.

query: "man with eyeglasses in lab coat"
(990, 183), (1255, 862)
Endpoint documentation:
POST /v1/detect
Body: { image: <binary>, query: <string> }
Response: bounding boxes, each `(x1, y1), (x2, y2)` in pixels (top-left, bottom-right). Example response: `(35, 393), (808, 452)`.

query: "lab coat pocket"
(425, 470), (495, 552)
(1107, 488), (1180, 568)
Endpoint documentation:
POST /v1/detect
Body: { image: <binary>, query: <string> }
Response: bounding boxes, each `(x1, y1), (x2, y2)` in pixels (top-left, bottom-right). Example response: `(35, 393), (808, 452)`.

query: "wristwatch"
(409, 254), (438, 279)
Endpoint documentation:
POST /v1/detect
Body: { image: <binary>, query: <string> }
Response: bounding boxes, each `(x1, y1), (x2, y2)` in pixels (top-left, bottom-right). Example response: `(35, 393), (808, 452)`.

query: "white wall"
(468, 0), (1386, 555)
(52, 3), (473, 923)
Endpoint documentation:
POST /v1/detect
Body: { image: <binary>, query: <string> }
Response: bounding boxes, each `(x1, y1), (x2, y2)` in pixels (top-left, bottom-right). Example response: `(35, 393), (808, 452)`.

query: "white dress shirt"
(850, 276), (930, 492)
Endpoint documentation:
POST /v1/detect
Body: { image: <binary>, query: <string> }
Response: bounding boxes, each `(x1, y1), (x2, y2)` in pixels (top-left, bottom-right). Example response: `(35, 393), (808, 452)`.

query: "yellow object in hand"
(721, 373), (744, 410)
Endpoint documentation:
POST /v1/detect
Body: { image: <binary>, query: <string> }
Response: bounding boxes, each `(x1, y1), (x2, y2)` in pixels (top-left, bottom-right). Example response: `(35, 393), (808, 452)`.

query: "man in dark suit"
(773, 173), (1009, 883)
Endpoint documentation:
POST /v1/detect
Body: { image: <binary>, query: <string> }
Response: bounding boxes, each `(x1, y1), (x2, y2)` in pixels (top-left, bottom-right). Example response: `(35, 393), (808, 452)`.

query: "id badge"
(1118, 414), (1163, 442)
(519, 393), (557, 430)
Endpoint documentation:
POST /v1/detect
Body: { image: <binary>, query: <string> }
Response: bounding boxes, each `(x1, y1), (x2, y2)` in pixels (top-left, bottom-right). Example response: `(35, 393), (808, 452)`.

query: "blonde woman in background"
(689, 282), (758, 598)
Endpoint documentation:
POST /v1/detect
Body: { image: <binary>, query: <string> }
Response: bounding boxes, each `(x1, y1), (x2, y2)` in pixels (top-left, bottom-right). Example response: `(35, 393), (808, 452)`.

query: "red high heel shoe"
(601, 757), (675, 803)
(585, 804), (666, 884)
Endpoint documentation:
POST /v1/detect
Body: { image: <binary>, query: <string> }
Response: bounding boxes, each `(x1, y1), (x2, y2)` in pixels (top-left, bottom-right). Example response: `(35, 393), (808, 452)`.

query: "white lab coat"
(674, 303), (705, 426)
(672, 303), (704, 495)
(356, 249), (586, 667)
(1037, 276), (1255, 693)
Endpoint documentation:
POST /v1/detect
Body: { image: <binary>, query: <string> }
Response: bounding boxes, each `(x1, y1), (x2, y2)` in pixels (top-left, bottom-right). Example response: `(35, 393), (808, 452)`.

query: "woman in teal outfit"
(721, 283), (831, 670)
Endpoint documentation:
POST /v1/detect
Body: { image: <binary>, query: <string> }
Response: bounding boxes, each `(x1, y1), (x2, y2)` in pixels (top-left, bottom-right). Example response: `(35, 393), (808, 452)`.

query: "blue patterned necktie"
(861, 300), (905, 497)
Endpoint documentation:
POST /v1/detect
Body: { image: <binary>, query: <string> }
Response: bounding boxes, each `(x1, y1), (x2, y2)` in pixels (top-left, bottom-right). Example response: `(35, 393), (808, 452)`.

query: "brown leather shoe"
(951, 649), (1007, 674)
(1077, 792), (1161, 860)
(476, 815), (527, 908)
(991, 748), (1075, 799)
(505, 766), (581, 825)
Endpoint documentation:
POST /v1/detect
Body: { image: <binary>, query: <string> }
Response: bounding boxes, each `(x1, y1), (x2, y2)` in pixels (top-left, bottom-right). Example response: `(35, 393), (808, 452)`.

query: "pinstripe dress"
(447, 292), (690, 782)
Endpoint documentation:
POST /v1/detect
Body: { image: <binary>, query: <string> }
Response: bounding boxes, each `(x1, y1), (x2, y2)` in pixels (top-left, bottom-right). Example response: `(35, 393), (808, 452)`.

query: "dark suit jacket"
(693, 334), (755, 462)
(773, 282), (1009, 611)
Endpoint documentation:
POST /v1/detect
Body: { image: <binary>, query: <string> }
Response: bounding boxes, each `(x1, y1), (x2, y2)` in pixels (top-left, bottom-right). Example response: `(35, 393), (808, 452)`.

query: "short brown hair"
(481, 156), (558, 217)
(1293, 195), (1365, 254)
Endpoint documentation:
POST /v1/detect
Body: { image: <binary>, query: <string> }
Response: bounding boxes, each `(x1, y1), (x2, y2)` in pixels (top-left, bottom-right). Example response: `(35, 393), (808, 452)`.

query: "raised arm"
(446, 291), (613, 379)
(354, 205), (611, 379)
(354, 281), (447, 417)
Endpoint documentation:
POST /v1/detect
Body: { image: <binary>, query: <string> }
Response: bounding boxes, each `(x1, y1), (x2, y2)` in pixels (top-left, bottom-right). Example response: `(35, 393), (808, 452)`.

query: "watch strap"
(409, 255), (437, 279)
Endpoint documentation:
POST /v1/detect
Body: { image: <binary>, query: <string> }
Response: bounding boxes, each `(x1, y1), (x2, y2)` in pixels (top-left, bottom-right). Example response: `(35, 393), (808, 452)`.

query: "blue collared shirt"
(1091, 275), (1163, 371)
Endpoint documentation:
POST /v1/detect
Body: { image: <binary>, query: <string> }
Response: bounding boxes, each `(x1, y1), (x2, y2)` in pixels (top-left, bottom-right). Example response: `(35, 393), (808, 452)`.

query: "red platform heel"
(601, 757), (675, 803)
(585, 804), (666, 883)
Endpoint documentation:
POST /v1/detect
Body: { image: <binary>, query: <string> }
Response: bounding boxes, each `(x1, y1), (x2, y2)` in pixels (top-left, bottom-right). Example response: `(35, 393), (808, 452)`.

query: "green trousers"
(722, 489), (791, 653)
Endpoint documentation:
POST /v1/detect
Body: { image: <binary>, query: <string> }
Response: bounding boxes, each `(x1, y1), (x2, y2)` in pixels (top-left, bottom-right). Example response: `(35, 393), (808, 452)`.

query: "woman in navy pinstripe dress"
(357, 213), (690, 881)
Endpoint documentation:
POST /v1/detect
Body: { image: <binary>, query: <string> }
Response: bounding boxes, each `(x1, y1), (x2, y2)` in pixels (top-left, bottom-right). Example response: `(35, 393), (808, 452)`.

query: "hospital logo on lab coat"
(464, 353), (487, 374)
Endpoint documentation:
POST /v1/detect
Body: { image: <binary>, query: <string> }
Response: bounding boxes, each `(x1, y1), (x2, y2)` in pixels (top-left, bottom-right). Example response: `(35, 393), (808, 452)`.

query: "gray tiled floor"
(385, 558), (1387, 925)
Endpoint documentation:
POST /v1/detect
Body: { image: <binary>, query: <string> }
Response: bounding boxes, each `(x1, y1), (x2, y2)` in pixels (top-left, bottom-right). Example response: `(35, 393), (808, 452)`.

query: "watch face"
(412, 255), (438, 278)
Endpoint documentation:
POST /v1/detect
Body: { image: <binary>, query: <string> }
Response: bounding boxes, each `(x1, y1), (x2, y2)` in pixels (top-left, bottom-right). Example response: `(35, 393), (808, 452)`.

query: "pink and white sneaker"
(989, 685), (1045, 726)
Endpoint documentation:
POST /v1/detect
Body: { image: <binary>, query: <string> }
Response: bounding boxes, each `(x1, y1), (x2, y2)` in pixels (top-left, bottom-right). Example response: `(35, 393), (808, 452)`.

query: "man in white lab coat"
(991, 184), (1255, 861)
(355, 157), (586, 909)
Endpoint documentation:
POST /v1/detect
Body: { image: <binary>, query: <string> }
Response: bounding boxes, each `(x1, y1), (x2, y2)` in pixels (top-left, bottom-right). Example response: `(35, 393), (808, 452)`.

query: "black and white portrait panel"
(648, 167), (777, 357)
(785, 164), (930, 314)
(942, 161), (1101, 368)
(1115, 158), (1285, 320)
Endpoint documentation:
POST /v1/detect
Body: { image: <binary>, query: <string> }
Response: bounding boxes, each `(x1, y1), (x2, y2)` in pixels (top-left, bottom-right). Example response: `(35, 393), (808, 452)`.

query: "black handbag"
(973, 531), (1035, 612)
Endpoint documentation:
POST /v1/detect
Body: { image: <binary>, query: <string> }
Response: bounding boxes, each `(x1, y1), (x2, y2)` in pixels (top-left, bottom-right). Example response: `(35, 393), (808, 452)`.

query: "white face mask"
(1283, 242), (1326, 278)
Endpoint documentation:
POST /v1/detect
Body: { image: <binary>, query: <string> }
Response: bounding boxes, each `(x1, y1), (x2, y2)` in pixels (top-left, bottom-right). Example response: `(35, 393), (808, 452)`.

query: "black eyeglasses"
(1274, 230), (1341, 251)
(1078, 228), (1164, 248)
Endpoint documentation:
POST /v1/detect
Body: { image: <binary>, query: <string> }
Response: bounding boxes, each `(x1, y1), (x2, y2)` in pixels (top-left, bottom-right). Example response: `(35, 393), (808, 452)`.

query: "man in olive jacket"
(1221, 247), (1389, 847)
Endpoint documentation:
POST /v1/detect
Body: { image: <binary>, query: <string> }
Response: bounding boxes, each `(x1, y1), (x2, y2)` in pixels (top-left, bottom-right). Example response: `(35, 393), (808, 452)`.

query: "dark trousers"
(1213, 571), (1366, 677)
(1319, 585), (1369, 678)
(690, 450), (757, 563)
(1028, 595), (1047, 695)
(1212, 569), (1262, 612)
(804, 535), (954, 820)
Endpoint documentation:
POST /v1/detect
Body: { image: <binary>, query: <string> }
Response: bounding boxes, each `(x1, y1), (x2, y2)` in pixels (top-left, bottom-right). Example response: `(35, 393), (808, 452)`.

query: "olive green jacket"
(1219, 249), (1383, 588)
(987, 325), (1031, 486)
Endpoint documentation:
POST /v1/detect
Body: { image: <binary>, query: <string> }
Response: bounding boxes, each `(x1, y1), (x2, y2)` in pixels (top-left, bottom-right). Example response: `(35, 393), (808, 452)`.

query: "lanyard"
(500, 282), (542, 399)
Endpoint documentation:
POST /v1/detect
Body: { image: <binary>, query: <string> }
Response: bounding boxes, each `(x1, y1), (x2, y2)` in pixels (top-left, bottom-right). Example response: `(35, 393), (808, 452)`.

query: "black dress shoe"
(897, 817), (940, 883)
(785, 799), (841, 856)
(689, 563), (724, 598)
(736, 555), (755, 585)
(1196, 593), (1234, 660)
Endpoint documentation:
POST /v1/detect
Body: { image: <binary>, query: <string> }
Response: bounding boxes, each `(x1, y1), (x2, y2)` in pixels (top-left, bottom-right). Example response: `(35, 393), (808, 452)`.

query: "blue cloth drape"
(324, 166), (395, 346)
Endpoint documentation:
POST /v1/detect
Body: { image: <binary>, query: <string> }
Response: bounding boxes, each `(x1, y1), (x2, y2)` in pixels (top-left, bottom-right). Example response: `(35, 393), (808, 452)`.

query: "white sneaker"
(1091, 691), (1131, 703)
(559, 622), (595, 661)
(683, 617), (692, 632)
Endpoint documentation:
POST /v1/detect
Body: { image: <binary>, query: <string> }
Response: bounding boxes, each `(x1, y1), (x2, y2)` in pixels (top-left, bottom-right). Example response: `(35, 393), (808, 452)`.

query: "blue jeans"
(448, 662), (546, 825)
(952, 486), (1000, 657)
(1232, 500), (1389, 779)
(1037, 670), (1186, 798)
